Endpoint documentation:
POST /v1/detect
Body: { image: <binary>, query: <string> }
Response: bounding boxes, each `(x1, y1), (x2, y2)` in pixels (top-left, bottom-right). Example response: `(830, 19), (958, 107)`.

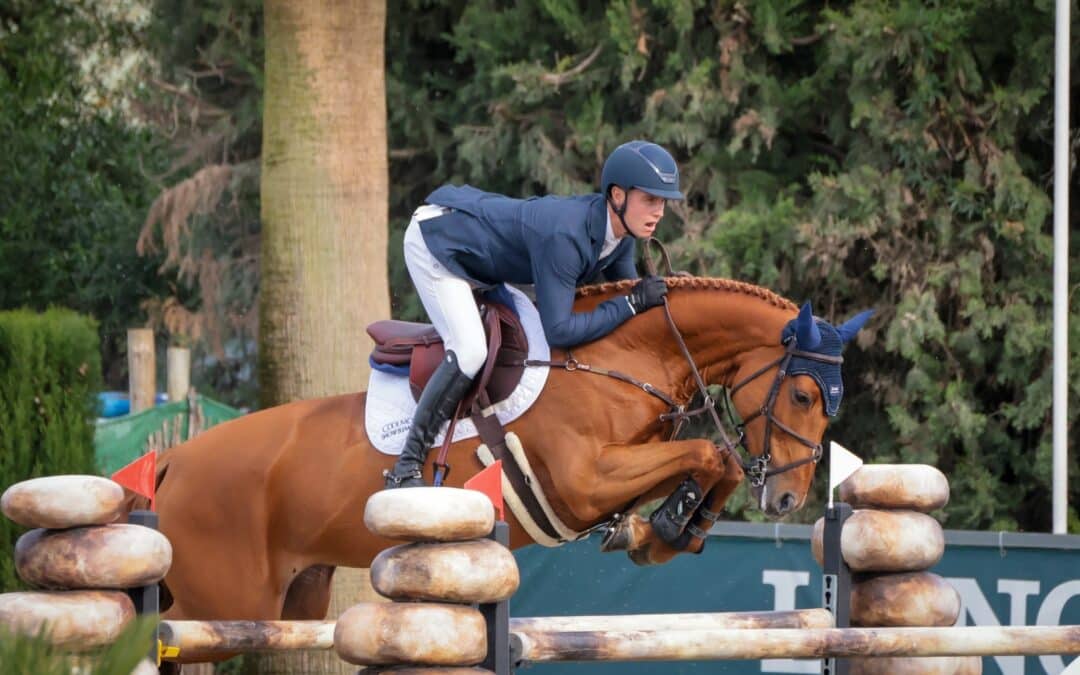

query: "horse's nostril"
(778, 492), (797, 513)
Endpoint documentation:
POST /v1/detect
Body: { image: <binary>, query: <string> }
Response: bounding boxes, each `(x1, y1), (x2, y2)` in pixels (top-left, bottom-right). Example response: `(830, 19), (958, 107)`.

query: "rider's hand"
(627, 275), (668, 314)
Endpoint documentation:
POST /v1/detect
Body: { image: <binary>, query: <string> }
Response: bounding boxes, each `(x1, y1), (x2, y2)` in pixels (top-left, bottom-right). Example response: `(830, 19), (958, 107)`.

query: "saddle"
(366, 300), (529, 417)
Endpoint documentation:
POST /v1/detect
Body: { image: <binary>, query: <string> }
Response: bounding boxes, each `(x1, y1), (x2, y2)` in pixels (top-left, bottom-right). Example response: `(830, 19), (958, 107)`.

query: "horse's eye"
(792, 388), (813, 408)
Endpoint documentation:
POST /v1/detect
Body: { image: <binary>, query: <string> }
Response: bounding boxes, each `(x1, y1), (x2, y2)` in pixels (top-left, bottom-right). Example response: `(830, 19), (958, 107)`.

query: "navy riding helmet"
(601, 141), (684, 201)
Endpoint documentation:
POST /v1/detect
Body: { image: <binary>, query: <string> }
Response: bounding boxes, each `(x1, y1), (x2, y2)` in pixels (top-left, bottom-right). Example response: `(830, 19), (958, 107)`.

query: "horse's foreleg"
(629, 447), (745, 565)
(554, 439), (725, 552)
(584, 438), (726, 516)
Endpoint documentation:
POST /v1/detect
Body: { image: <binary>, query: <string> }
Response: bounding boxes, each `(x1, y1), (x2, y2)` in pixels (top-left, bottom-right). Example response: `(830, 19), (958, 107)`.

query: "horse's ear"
(837, 309), (875, 344)
(794, 302), (821, 350)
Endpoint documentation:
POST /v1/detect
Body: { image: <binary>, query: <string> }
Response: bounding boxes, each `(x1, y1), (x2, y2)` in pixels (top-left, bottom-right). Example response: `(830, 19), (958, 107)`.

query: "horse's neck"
(669, 289), (793, 385)
(573, 285), (794, 393)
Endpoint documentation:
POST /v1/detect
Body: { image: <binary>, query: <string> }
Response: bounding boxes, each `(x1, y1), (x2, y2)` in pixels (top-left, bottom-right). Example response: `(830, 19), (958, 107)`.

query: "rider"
(383, 140), (684, 489)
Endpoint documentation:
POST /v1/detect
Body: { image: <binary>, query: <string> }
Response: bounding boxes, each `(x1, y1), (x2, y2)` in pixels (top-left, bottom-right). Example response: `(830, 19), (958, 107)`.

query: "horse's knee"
(717, 447), (745, 488)
(689, 441), (725, 483)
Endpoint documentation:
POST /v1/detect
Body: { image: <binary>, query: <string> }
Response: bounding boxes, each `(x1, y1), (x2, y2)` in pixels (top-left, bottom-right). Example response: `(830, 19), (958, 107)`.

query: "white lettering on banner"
(1036, 580), (1080, 674)
(999, 579), (1043, 626)
(950, 577), (1025, 675)
(749, 571), (1080, 675)
(949, 577), (1080, 675)
(761, 570), (817, 674)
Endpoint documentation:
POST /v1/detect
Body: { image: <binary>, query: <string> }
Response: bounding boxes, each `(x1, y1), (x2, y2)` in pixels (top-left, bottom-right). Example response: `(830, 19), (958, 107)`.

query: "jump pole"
(158, 620), (336, 655)
(156, 609), (833, 657)
(512, 624), (1080, 664)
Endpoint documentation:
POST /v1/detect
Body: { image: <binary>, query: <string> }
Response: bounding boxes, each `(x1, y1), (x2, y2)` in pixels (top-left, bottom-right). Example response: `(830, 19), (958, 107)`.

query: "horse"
(145, 276), (870, 661)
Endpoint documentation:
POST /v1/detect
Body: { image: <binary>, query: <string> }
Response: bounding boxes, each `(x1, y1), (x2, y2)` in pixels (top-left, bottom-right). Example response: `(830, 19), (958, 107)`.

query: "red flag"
(465, 460), (504, 522)
(112, 451), (157, 510)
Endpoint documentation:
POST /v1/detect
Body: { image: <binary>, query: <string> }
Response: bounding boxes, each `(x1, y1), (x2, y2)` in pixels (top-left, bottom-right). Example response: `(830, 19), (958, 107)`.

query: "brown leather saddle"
(366, 301), (529, 417)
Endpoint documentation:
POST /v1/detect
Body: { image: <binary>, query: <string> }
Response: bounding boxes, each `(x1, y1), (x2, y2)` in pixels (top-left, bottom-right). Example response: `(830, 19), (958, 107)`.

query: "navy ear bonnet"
(780, 304), (873, 417)
(781, 319), (845, 416)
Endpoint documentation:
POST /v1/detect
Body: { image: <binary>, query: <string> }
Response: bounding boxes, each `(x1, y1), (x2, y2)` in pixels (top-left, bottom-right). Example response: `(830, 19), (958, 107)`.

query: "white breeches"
(403, 205), (488, 378)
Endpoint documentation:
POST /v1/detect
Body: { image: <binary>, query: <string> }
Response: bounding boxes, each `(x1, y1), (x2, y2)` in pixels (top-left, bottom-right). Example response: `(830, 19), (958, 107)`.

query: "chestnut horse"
(149, 276), (869, 644)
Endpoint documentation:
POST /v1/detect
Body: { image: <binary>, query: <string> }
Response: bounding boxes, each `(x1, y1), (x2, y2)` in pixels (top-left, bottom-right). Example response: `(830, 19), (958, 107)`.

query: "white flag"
(828, 441), (863, 508)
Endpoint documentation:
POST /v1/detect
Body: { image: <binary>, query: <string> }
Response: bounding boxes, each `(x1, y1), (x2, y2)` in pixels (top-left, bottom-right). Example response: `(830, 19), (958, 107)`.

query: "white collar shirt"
(599, 209), (621, 260)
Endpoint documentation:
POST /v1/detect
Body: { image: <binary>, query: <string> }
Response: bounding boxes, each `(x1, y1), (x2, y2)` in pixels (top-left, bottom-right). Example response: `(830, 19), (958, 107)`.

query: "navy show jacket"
(419, 184), (638, 347)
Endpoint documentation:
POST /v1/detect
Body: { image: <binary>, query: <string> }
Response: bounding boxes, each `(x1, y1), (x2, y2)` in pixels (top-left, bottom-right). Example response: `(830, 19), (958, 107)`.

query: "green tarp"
(94, 395), (243, 475)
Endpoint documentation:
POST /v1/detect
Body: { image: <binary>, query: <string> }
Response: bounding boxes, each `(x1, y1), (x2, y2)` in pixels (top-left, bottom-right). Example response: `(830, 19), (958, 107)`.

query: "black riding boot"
(383, 351), (474, 489)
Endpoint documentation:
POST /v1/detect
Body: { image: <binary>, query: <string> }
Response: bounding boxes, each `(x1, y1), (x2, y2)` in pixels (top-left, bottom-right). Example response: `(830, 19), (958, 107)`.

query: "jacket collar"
(580, 195), (611, 280)
(586, 193), (609, 254)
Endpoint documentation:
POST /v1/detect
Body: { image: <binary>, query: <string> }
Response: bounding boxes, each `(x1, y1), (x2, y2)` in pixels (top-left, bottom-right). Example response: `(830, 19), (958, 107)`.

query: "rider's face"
(610, 187), (666, 239)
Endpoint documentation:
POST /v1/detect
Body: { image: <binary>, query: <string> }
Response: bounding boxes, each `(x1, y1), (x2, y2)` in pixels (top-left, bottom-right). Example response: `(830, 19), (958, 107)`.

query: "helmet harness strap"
(606, 187), (640, 241)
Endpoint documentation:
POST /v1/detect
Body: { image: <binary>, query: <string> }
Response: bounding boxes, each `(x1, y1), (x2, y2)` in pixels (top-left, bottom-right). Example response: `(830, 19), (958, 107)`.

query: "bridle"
(643, 239), (835, 488)
(651, 295), (836, 489)
(526, 240), (838, 489)
(722, 339), (840, 487)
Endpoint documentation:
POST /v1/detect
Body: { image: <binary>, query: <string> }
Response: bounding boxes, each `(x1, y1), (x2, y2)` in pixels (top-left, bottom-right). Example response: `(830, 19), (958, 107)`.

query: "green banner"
(94, 395), (242, 475)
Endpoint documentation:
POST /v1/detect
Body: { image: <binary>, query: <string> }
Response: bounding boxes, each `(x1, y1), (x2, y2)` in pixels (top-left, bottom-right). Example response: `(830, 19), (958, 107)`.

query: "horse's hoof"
(600, 522), (631, 552)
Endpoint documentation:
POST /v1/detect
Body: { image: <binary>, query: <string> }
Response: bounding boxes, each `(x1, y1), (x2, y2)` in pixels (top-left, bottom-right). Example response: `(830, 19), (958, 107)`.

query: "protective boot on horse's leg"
(643, 450), (746, 563)
(552, 438), (725, 554)
(384, 351), (474, 488)
(648, 475), (706, 545)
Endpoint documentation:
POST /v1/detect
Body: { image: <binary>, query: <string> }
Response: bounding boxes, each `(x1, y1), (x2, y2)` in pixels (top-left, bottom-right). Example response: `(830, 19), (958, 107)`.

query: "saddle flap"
(483, 303), (528, 405)
(409, 343), (445, 400)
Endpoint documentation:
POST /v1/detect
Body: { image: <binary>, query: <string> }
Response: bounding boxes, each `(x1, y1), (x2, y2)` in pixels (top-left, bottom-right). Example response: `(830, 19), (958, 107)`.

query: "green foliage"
(0, 308), (101, 591)
(0, 309), (101, 592)
(385, 0), (1080, 530)
(135, 0), (264, 407)
(150, 0), (264, 158)
(0, 618), (157, 674)
(0, 0), (170, 387)
(134, 0), (1076, 531)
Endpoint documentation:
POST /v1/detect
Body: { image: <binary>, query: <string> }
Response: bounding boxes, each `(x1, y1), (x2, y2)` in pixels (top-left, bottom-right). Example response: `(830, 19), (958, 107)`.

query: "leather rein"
(523, 239), (835, 488)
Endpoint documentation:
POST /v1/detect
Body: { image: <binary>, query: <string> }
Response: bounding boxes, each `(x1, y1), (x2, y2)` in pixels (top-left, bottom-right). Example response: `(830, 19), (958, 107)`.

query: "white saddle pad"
(365, 284), (551, 455)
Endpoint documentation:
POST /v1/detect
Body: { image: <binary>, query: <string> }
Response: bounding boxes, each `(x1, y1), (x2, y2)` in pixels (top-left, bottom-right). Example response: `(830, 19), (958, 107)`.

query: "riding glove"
(627, 275), (668, 314)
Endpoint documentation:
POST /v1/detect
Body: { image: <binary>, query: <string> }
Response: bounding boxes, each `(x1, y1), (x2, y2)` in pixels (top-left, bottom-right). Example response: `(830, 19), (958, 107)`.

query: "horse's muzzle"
(752, 483), (801, 519)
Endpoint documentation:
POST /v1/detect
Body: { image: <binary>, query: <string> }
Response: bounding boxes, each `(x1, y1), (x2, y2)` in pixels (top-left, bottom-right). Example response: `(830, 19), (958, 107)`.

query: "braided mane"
(577, 276), (797, 311)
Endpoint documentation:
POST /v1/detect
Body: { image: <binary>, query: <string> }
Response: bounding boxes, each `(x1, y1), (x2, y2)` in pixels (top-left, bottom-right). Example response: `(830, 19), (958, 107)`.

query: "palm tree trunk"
(258, 0), (389, 406)
(255, 1), (389, 673)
